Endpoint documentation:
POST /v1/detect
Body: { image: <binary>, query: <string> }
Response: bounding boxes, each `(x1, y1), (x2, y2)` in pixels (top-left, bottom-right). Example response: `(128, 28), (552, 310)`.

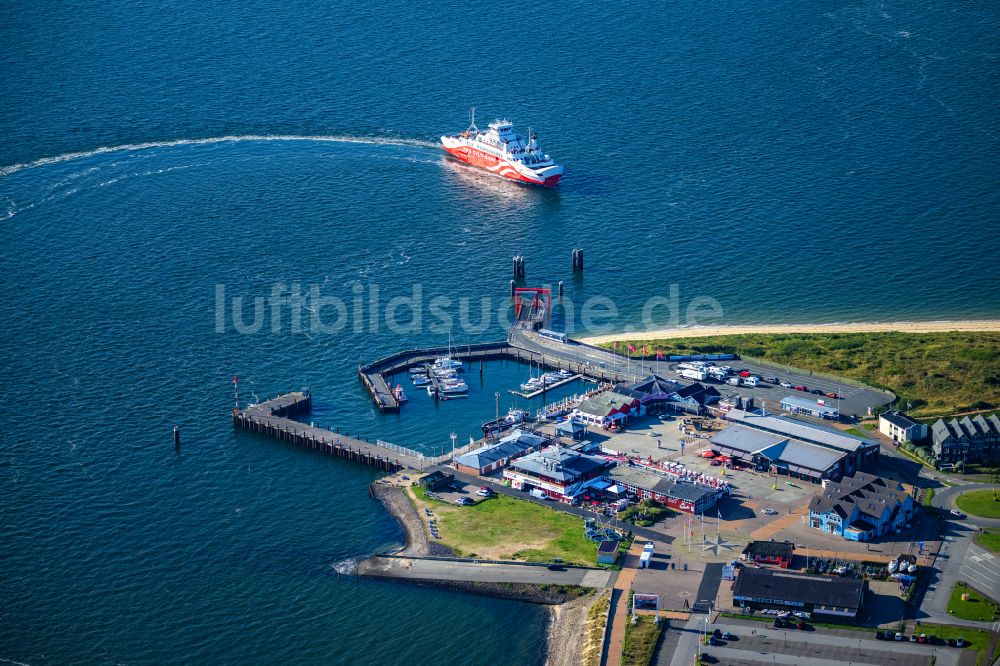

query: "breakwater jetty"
(232, 390), (464, 471)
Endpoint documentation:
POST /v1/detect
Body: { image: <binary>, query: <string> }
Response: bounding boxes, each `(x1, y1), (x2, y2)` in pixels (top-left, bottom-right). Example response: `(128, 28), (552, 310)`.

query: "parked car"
(773, 618), (785, 628)
(739, 370), (751, 378)
(780, 381), (794, 388)
(917, 634), (927, 644)
(721, 631), (733, 640)
(826, 392), (840, 399)
(928, 634), (940, 645)
(895, 633), (905, 641)
(956, 637), (966, 648)
(792, 611), (810, 619)
(947, 638), (957, 647)
(875, 630), (886, 640)
(762, 507), (778, 515)
(712, 629), (722, 638)
(455, 497), (474, 505)
(546, 563), (565, 571)
(810, 388), (825, 395)
(764, 376), (780, 384)
(910, 634), (918, 642)
(795, 385), (808, 392)
(951, 509), (965, 518)
(796, 621), (808, 630)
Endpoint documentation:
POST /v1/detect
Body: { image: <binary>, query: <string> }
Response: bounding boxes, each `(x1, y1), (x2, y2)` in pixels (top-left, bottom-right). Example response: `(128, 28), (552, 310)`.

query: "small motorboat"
(433, 356), (463, 370)
(413, 376), (432, 386)
(394, 385), (408, 403)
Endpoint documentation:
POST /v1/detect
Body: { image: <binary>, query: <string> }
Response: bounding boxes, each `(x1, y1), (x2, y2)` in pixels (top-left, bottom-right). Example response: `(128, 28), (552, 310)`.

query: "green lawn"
(975, 530), (1000, 554)
(410, 486), (599, 566)
(621, 615), (662, 666)
(955, 489), (1000, 519)
(618, 499), (677, 527)
(947, 582), (999, 622)
(601, 331), (1000, 417)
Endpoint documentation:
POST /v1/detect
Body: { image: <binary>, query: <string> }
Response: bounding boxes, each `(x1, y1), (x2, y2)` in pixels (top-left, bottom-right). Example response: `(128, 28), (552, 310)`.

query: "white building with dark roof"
(879, 411), (928, 444)
(502, 445), (614, 500)
(453, 429), (548, 476)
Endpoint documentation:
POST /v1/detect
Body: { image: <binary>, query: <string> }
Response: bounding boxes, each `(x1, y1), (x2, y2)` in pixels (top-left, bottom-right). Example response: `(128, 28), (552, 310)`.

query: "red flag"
(656, 350), (663, 359)
(641, 346), (647, 355)
(628, 344), (636, 354)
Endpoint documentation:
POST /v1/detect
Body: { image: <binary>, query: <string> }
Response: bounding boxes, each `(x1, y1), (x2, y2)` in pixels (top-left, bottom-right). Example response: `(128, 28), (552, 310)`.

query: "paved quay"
(358, 555), (613, 587)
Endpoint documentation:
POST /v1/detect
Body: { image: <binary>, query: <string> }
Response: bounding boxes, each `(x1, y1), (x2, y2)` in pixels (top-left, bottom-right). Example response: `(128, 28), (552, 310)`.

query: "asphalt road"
(510, 328), (893, 419)
(707, 620), (960, 666)
(359, 555), (613, 587)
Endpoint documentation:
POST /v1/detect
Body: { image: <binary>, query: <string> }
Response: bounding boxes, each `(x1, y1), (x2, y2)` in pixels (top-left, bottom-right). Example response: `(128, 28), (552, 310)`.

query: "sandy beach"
(576, 320), (1000, 345)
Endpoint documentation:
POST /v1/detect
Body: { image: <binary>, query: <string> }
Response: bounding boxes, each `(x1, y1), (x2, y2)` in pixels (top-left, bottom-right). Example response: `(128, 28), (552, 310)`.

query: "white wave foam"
(0, 134), (440, 178)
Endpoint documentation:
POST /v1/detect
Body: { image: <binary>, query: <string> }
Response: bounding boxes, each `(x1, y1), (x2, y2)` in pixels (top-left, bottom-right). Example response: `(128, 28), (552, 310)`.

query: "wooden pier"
(234, 390), (431, 472)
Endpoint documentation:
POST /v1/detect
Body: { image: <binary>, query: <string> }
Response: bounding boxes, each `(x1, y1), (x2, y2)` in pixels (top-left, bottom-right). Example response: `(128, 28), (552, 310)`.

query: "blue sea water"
(1, 0), (998, 663)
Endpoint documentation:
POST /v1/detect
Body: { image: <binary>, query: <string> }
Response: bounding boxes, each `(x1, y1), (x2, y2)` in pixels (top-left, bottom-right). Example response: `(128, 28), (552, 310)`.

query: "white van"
(529, 488), (548, 500)
(726, 376), (742, 386)
(743, 377), (759, 387)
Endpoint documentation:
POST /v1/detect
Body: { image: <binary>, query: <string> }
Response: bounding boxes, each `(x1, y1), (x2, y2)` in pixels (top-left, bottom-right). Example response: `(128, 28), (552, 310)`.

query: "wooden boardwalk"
(233, 390), (481, 472)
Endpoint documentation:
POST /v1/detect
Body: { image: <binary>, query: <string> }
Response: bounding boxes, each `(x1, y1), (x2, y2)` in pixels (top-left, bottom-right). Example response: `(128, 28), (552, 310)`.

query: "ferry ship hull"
(441, 139), (563, 187)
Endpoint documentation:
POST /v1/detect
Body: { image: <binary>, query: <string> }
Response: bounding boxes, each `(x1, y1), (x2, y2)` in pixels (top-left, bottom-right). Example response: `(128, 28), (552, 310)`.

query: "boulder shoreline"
(366, 480), (603, 665)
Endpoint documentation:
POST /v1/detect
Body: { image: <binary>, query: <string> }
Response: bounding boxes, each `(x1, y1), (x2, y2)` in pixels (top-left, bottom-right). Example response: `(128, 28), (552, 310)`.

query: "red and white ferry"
(441, 109), (564, 187)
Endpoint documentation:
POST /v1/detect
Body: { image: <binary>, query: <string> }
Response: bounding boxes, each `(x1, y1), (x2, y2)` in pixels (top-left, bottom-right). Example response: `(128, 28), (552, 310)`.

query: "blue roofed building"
(453, 429), (548, 476)
(807, 472), (913, 542)
(780, 395), (840, 420)
(710, 424), (847, 483)
(724, 409), (879, 474)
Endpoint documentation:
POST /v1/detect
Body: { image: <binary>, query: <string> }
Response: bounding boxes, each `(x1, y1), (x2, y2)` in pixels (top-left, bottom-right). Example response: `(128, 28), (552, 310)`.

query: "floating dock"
(508, 373), (585, 399)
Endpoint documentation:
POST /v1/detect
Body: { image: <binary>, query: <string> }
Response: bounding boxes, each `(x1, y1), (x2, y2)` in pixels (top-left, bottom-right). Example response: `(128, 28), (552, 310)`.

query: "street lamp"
(450, 431), (457, 460)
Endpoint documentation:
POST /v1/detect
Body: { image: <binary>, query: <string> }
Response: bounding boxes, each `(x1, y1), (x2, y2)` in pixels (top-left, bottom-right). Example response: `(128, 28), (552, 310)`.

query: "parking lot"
(422, 479), (493, 506)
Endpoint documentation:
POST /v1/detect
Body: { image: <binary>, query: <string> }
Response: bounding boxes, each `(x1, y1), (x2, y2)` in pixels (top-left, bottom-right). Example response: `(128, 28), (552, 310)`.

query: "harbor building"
(724, 409), (879, 474)
(597, 540), (620, 565)
(742, 540), (794, 568)
(733, 567), (865, 619)
(616, 375), (721, 415)
(419, 470), (455, 491)
(878, 411), (928, 444)
(779, 395), (840, 420)
(807, 472), (913, 541)
(573, 391), (643, 429)
(604, 465), (719, 514)
(503, 445), (614, 501)
(931, 414), (1000, 465)
(453, 429), (548, 476)
(710, 425), (847, 483)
